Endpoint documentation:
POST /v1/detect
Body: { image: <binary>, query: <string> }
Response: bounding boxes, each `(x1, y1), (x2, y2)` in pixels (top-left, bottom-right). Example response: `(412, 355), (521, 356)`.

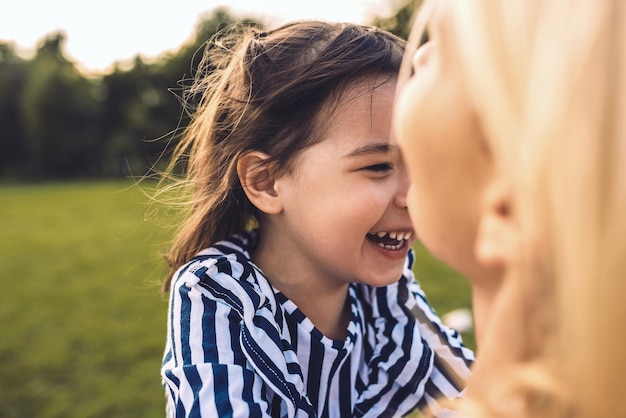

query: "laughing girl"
(159, 20), (473, 417)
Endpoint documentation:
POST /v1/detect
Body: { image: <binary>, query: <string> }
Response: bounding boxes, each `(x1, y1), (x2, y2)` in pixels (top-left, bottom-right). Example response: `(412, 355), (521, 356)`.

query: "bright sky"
(1, 0), (397, 74)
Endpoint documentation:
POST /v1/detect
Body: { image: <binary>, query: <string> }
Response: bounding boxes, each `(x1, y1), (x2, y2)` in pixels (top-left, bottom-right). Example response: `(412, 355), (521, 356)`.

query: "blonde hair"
(438, 0), (626, 416)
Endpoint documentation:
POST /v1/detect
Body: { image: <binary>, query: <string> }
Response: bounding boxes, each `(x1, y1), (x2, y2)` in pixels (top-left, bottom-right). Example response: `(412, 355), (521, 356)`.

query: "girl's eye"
(364, 163), (393, 173)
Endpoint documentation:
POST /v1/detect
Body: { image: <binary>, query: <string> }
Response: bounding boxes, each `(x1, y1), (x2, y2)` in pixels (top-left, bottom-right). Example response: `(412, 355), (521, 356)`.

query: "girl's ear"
(475, 176), (519, 268)
(237, 151), (283, 215)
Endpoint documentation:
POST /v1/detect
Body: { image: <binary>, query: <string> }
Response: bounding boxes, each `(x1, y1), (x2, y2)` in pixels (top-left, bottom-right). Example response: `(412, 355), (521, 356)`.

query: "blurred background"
(0, 1), (472, 416)
(0, 0), (416, 181)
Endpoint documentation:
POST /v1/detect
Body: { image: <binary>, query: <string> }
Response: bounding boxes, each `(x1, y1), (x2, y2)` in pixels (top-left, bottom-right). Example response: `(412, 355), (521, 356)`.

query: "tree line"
(0, 4), (414, 181)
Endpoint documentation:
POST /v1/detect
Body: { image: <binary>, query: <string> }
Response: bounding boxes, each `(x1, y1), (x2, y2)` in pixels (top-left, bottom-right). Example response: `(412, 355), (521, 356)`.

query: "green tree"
(20, 32), (104, 178)
(118, 8), (260, 177)
(372, 0), (421, 40)
(100, 57), (177, 177)
(0, 42), (29, 178)
(0, 4), (423, 181)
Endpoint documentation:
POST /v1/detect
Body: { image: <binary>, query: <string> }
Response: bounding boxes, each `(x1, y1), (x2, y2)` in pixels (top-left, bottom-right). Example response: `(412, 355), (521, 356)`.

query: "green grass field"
(0, 181), (473, 417)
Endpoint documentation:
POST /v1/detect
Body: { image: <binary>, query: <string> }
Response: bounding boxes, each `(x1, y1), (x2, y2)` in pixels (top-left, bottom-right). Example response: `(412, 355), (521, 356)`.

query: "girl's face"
(394, 0), (495, 282)
(262, 78), (415, 291)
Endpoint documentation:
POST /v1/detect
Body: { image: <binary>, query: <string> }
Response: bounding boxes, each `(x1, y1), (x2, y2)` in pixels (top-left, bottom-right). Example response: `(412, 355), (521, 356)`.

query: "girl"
(160, 21), (474, 417)
(395, 0), (626, 416)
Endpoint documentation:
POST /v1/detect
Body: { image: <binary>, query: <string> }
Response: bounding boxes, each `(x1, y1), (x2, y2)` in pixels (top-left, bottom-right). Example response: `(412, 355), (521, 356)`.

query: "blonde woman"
(395, 0), (626, 416)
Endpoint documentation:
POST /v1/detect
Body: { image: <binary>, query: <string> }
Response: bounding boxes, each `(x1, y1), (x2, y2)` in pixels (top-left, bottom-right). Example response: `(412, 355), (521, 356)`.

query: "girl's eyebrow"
(343, 143), (393, 158)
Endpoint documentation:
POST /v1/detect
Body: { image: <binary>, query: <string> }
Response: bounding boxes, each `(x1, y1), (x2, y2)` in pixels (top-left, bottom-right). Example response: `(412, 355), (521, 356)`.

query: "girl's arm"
(406, 270), (475, 413)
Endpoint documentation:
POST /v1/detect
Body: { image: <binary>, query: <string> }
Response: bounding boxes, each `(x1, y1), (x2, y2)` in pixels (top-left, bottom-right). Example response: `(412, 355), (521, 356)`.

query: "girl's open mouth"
(366, 231), (412, 251)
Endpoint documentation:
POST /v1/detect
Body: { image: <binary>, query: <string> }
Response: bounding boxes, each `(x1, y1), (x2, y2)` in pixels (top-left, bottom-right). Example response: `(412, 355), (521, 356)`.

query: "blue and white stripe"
(162, 231), (474, 417)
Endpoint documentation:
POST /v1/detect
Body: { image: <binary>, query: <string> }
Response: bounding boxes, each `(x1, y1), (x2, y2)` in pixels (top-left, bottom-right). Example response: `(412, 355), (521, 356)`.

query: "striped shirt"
(161, 231), (474, 417)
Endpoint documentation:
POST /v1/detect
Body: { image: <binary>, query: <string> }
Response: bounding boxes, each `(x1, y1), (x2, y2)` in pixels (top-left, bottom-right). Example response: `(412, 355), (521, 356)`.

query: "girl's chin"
(362, 267), (407, 288)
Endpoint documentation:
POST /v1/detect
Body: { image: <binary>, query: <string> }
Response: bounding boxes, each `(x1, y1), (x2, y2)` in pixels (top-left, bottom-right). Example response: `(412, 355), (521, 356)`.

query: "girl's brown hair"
(159, 21), (405, 290)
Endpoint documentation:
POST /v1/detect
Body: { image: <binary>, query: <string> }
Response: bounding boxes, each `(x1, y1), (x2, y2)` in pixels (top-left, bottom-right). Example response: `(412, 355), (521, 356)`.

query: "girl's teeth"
(375, 242), (402, 250)
(370, 231), (412, 240)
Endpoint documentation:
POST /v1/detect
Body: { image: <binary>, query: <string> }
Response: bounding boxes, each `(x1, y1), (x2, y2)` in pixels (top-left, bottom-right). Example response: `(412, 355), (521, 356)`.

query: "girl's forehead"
(322, 82), (395, 143)
(338, 76), (397, 104)
(313, 75), (396, 129)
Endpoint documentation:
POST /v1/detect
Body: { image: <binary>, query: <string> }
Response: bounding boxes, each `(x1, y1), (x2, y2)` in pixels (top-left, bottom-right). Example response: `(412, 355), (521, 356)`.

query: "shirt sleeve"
(404, 266), (475, 416)
(161, 262), (275, 418)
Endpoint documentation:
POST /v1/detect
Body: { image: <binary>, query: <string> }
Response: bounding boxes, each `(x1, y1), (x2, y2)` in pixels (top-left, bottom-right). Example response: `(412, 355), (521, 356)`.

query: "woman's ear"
(237, 151), (283, 215)
(475, 176), (519, 268)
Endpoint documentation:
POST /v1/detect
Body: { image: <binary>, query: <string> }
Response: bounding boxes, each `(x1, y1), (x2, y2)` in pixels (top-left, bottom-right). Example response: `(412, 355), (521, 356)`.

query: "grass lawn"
(0, 180), (473, 417)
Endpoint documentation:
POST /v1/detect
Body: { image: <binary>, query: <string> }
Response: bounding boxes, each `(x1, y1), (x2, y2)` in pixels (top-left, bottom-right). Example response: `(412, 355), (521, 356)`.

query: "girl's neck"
(252, 235), (351, 340)
(268, 267), (352, 340)
(289, 288), (351, 340)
